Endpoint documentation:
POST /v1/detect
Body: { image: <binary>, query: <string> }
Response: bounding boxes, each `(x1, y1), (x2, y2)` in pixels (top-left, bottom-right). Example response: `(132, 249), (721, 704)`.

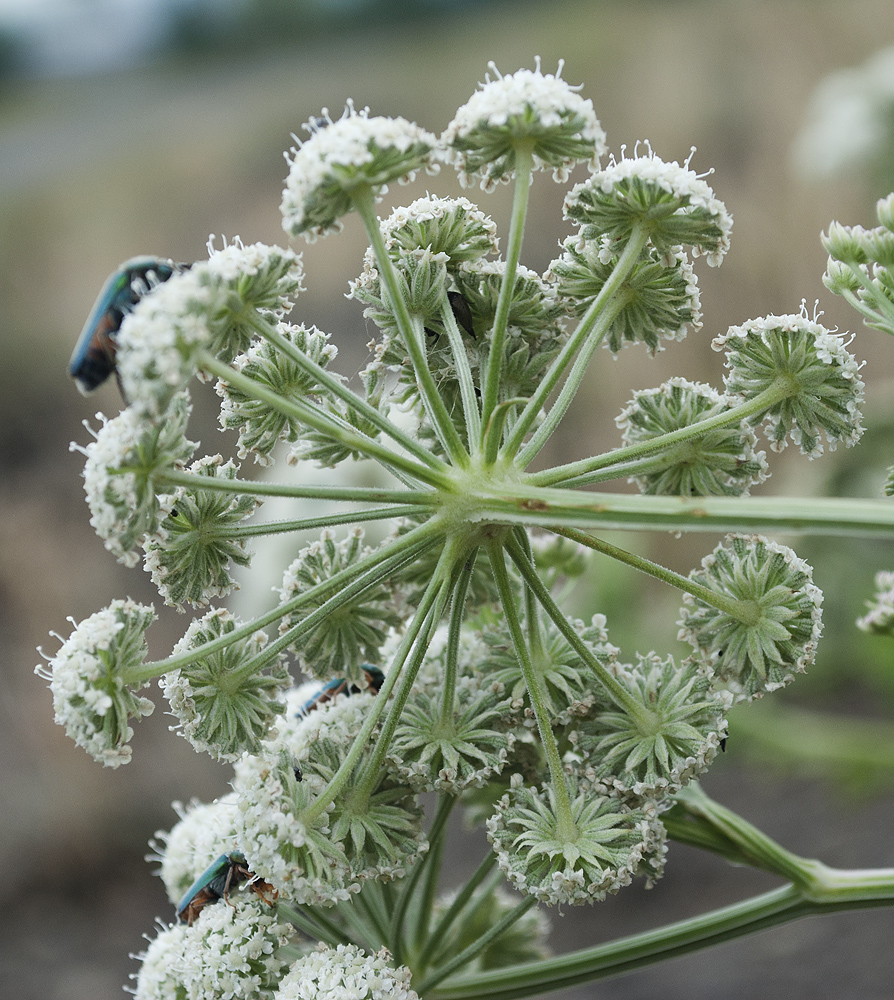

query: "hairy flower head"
(678, 534), (823, 701)
(233, 743), (354, 906)
(713, 310), (865, 456)
(387, 674), (515, 793)
(162, 608), (289, 760)
(217, 323), (339, 465)
(378, 195), (500, 266)
(616, 378), (769, 496)
(442, 59), (606, 189)
(549, 240), (702, 354)
(273, 945), (418, 1000)
(486, 774), (666, 905)
(282, 103), (438, 240)
(36, 598), (156, 767)
(481, 614), (619, 725)
(292, 694), (428, 884)
(143, 455), (259, 608)
(564, 144), (732, 265)
(74, 394), (196, 566)
(278, 528), (405, 683)
(131, 895), (295, 1000)
(569, 653), (731, 799)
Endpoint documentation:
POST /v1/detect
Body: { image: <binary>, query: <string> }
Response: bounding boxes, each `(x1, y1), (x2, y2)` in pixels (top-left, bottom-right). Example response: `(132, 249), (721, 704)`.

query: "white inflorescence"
(37, 598), (156, 767)
(155, 793), (242, 905)
(132, 897), (295, 1000)
(443, 60), (606, 187)
(273, 944), (419, 1000)
(584, 147), (733, 265)
(281, 105), (438, 240)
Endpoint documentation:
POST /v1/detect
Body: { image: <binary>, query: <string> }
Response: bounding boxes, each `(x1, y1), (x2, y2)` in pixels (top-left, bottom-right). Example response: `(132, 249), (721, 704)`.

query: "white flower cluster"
(153, 794), (241, 906)
(132, 896), (295, 1000)
(282, 103), (439, 240)
(37, 598), (156, 767)
(273, 945), (418, 1000)
(118, 240), (303, 414)
(75, 397), (195, 566)
(442, 59), (607, 188)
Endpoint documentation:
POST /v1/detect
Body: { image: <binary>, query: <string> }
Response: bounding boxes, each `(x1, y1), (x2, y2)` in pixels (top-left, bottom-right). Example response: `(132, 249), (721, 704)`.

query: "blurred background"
(3, 0), (894, 997)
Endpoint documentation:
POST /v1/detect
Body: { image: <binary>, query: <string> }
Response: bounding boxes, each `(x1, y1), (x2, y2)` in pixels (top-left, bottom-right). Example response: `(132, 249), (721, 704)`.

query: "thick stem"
(479, 143), (534, 437)
(467, 484), (894, 538)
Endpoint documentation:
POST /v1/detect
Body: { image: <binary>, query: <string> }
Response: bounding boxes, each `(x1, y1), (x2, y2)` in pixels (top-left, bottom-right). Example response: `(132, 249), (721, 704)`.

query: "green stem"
(390, 794), (456, 963)
(416, 895), (539, 994)
(352, 547), (457, 799)
(124, 518), (442, 685)
(415, 852), (498, 974)
(247, 312), (451, 474)
(511, 527), (545, 657)
(352, 185), (469, 467)
(479, 143), (534, 437)
(440, 553), (475, 726)
(487, 540), (576, 839)
(503, 534), (647, 722)
(412, 794), (457, 957)
(198, 349), (450, 489)
(529, 380), (791, 488)
(156, 467), (436, 508)
(300, 546), (450, 825)
(672, 784), (814, 884)
(468, 484), (894, 538)
(671, 784), (894, 902)
(508, 225), (648, 464)
(353, 889), (391, 947)
(430, 885), (803, 1000)
(440, 296), (481, 445)
(428, 884), (894, 1000)
(484, 398), (526, 465)
(549, 526), (755, 621)
(225, 505), (430, 539)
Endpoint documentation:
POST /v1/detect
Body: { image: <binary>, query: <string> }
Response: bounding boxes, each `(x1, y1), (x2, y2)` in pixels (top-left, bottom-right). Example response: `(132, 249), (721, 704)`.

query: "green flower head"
(678, 534), (823, 701)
